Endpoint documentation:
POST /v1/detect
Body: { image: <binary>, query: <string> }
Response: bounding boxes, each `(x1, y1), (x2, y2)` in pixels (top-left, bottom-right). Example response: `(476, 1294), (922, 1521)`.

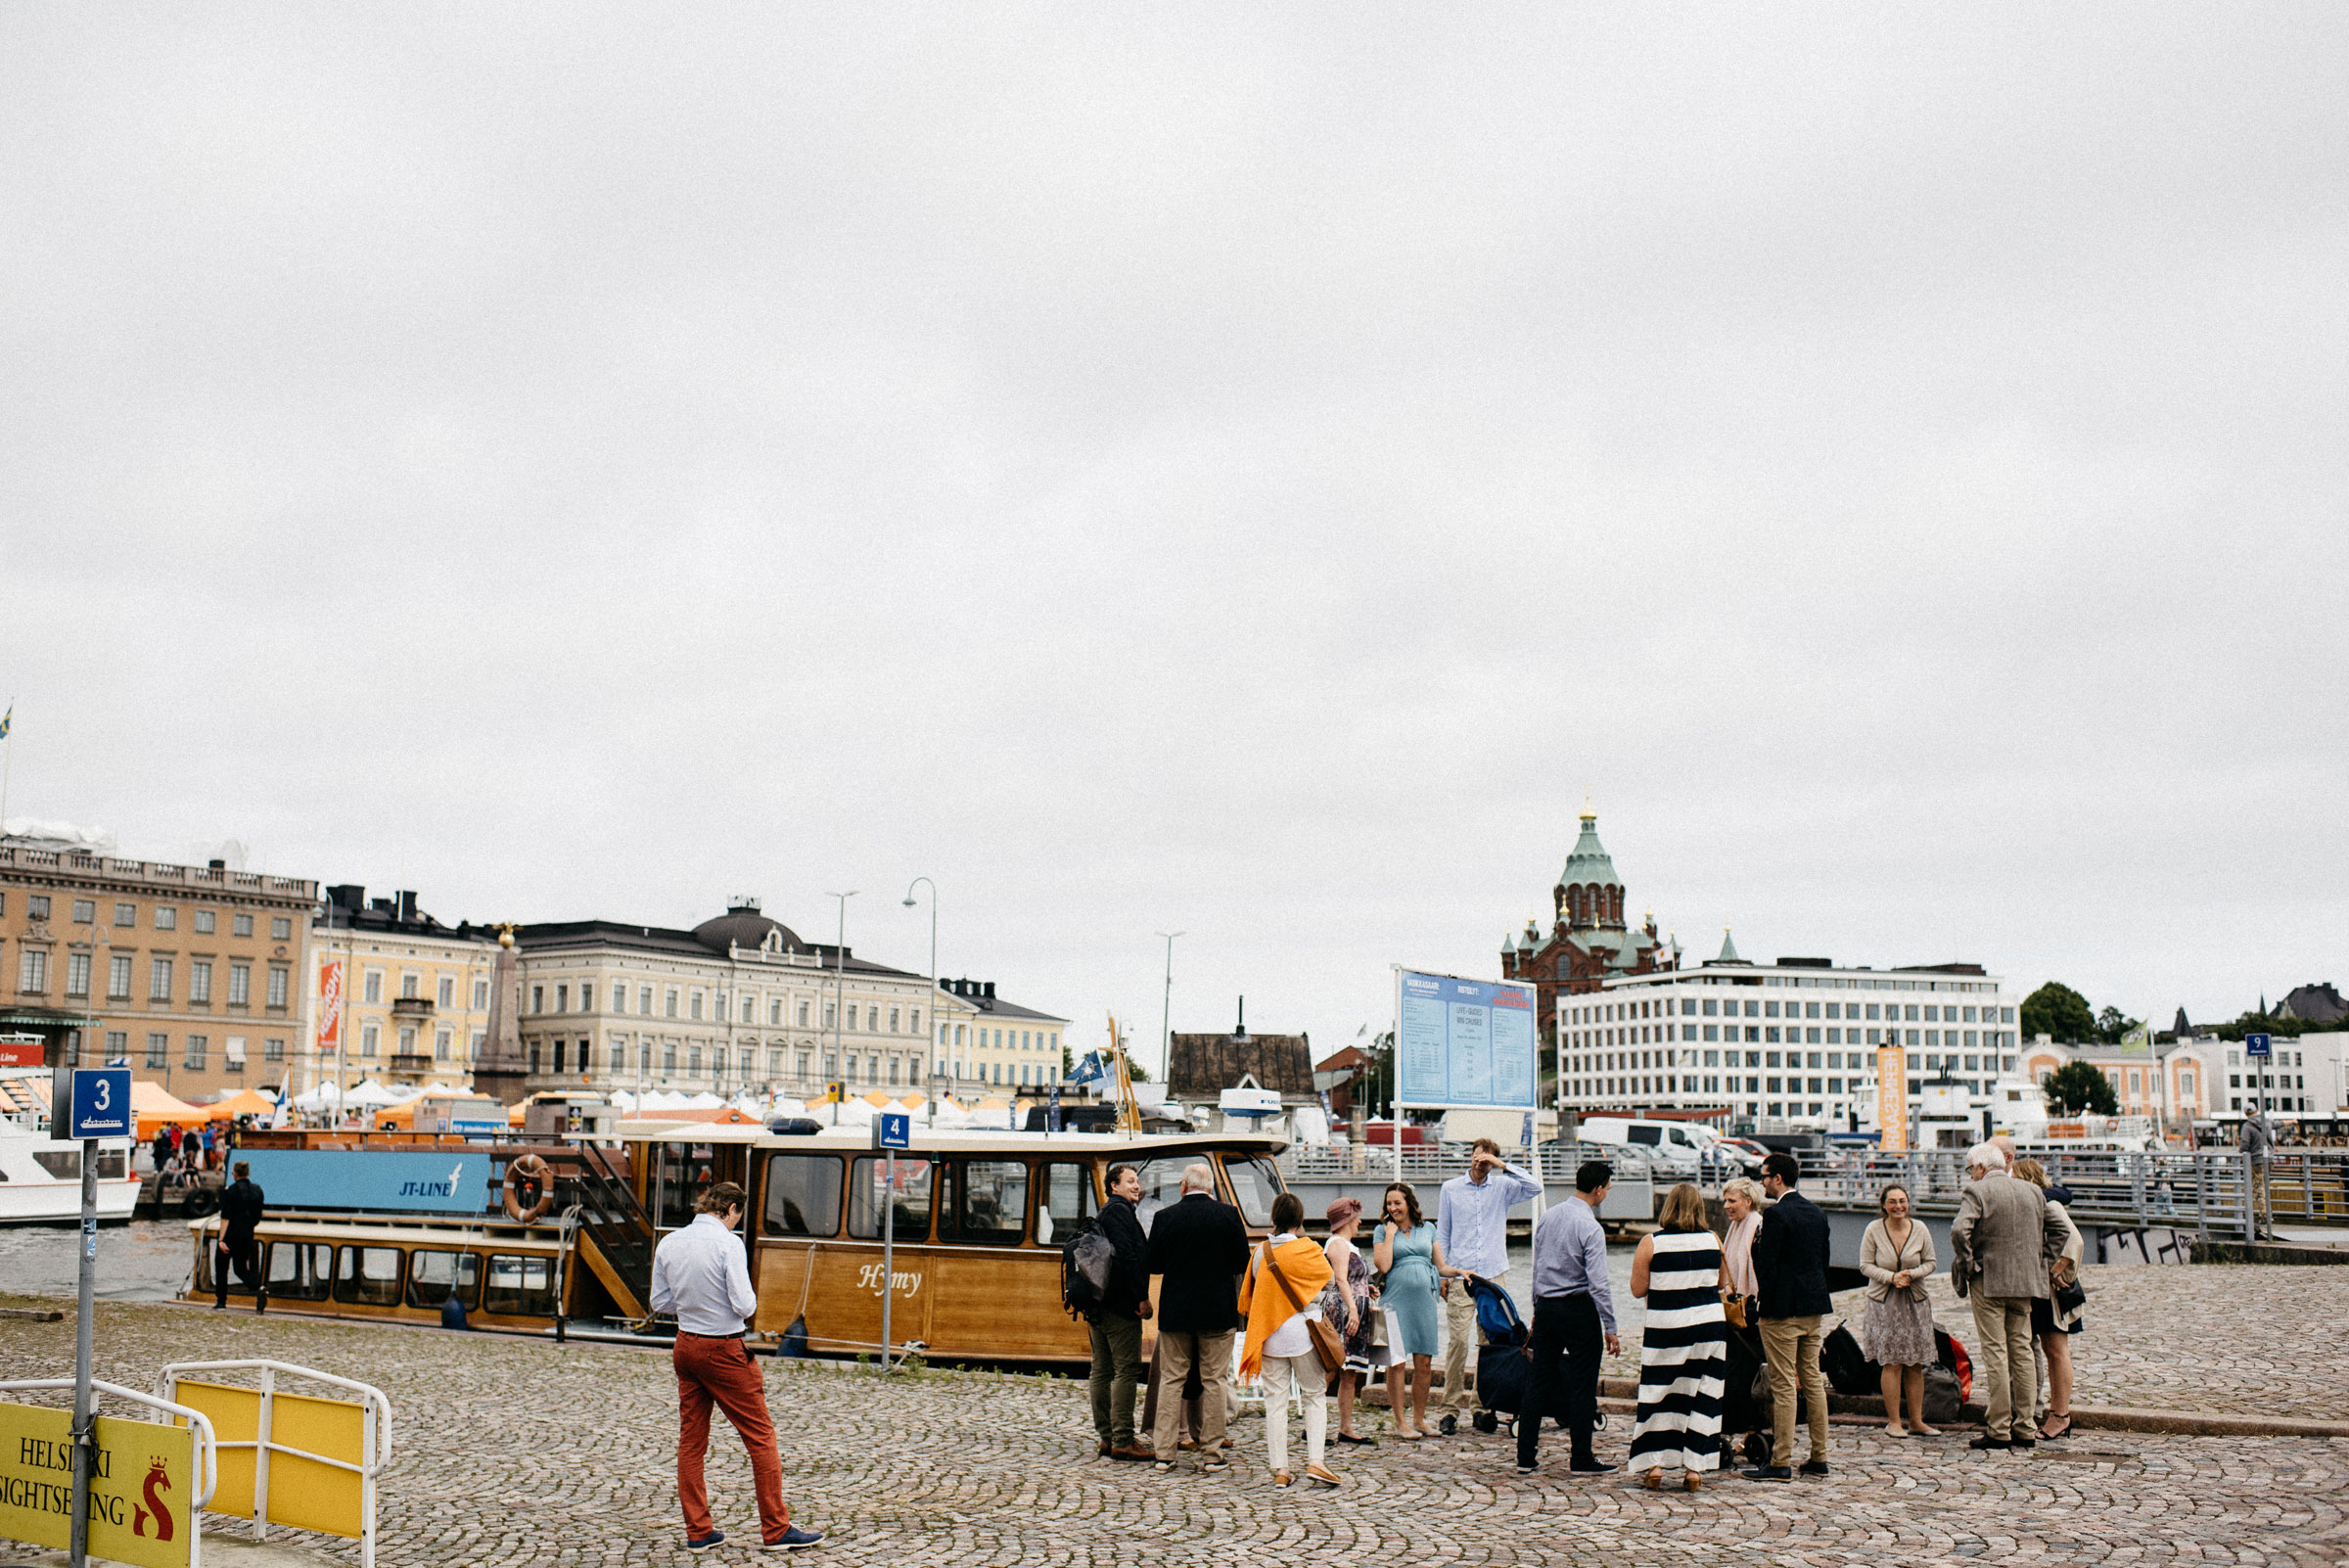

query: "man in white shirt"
(650, 1182), (824, 1551)
(1434, 1138), (1543, 1433)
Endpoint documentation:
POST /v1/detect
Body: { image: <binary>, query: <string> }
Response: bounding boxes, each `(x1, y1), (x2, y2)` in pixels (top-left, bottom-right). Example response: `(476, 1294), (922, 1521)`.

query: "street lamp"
(902, 878), (938, 1117)
(826, 892), (856, 1121)
(1155, 932), (1183, 1085)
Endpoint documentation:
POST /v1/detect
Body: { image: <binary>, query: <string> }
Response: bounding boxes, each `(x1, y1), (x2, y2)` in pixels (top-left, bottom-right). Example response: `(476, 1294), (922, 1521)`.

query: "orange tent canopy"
(132, 1080), (214, 1140)
(211, 1088), (278, 1120)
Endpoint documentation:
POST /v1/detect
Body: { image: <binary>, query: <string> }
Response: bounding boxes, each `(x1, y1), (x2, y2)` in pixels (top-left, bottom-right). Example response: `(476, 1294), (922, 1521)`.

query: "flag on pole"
(0, 706), (10, 740)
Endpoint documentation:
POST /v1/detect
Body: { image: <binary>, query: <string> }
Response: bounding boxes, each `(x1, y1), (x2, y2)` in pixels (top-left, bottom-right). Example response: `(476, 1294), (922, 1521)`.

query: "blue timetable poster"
(1395, 969), (1539, 1109)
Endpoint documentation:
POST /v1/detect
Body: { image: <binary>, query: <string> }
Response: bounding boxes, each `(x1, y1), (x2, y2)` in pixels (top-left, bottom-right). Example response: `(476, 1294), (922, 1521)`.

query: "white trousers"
(1262, 1352), (1327, 1475)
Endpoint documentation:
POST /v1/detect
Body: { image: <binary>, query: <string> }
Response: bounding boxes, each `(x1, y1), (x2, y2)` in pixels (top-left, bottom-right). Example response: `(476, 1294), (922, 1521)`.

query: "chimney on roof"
(1234, 996), (1248, 1040)
(396, 891), (418, 923)
(984, 981), (995, 1000)
(328, 884), (365, 912)
(207, 858), (225, 870)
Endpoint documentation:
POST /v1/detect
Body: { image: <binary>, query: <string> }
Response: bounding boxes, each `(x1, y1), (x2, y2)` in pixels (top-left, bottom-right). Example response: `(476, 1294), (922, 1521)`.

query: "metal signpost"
(874, 1110), (911, 1372)
(67, 1066), (129, 1568)
(2246, 1033), (2272, 1236)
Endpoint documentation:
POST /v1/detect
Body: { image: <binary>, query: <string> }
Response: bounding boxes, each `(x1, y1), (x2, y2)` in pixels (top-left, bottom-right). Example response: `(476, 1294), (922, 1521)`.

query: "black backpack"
(1060, 1220), (1114, 1319)
(1821, 1321), (1880, 1397)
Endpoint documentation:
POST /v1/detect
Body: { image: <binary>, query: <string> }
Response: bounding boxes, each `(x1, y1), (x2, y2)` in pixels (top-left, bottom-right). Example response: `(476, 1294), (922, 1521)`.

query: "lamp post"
(902, 878), (938, 1118)
(1155, 932), (1183, 1085)
(826, 893), (856, 1122)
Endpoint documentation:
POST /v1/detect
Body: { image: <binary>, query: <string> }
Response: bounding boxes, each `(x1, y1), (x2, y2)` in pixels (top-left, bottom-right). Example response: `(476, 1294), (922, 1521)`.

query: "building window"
(107, 953), (131, 999)
(233, 913), (253, 938)
(267, 967), (288, 1008)
(18, 948), (49, 992)
(436, 1029), (452, 1060)
(665, 989), (679, 1019)
(438, 976), (455, 1007)
(189, 959), (212, 1004)
(580, 983), (594, 1015)
(611, 1042), (625, 1071)
(265, 1038), (286, 1062)
(477, 980), (491, 1009)
(363, 971), (383, 1004)
(637, 986), (652, 1014)
(114, 902), (137, 927)
(102, 1029), (126, 1062)
(556, 985), (569, 1013)
(184, 1035), (207, 1070)
(228, 963), (250, 1005)
(361, 1024), (379, 1058)
(271, 917), (292, 941)
(799, 1000), (811, 1027)
(799, 1052), (812, 1079)
(67, 950), (92, 996)
(663, 1042), (677, 1073)
(824, 1003), (837, 1030)
(615, 983), (628, 1012)
(71, 898), (96, 924)
(148, 956), (173, 1001)
(194, 909), (217, 935)
(688, 1045), (703, 1074)
(146, 1033), (169, 1069)
(398, 1026), (417, 1059)
(154, 906), (177, 931)
(690, 991), (704, 1021)
(532, 986), (545, 1013)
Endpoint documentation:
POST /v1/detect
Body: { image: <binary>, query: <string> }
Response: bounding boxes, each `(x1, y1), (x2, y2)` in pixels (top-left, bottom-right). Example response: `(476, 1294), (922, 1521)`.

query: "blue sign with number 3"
(69, 1067), (132, 1139)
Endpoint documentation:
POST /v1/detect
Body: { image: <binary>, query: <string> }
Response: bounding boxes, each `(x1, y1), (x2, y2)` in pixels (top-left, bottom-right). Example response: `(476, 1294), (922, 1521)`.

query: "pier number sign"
(70, 1067), (133, 1140)
(2244, 1033), (2271, 1058)
(876, 1111), (912, 1150)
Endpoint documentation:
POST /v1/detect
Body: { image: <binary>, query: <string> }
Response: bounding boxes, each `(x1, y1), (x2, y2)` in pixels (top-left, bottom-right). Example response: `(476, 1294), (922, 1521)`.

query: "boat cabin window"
(484, 1254), (556, 1315)
(32, 1149), (79, 1180)
(335, 1246), (404, 1307)
(848, 1157), (932, 1242)
(266, 1242), (333, 1302)
(762, 1154), (843, 1238)
(203, 1242), (260, 1297)
(1130, 1157), (1195, 1234)
(407, 1249), (482, 1310)
(94, 1148), (127, 1179)
(1221, 1155), (1283, 1230)
(655, 1142), (720, 1230)
(1035, 1163), (1097, 1246)
(940, 1159), (1028, 1246)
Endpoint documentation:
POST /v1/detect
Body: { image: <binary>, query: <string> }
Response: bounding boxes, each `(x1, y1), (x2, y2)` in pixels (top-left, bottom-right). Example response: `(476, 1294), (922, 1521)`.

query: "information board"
(1395, 969), (1539, 1110)
(0, 1402), (194, 1567)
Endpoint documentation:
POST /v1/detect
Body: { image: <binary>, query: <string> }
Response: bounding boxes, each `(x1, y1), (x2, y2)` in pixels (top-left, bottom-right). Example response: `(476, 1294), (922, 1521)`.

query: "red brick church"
(1497, 807), (1677, 1050)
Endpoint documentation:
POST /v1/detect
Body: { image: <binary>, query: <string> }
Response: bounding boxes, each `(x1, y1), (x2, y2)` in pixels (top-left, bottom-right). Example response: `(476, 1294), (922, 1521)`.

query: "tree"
(2045, 1058), (2118, 1117)
(2020, 982), (2096, 1043)
(2094, 1005), (2142, 1044)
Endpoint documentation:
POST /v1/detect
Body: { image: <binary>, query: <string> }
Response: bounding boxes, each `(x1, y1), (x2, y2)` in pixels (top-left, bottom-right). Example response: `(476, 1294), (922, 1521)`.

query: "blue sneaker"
(761, 1526), (826, 1550)
(685, 1530), (725, 1550)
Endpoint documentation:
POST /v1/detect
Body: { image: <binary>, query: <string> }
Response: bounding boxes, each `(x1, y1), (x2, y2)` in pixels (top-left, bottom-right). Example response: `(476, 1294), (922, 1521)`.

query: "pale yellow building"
(303, 886), (498, 1094)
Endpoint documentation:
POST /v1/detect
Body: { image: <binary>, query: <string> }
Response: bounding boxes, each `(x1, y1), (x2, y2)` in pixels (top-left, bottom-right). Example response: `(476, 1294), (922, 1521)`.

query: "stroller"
(1463, 1275), (1568, 1437)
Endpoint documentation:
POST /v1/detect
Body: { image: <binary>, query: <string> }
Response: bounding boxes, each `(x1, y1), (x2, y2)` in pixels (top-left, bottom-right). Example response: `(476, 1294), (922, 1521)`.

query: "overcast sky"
(4, 7), (2344, 1072)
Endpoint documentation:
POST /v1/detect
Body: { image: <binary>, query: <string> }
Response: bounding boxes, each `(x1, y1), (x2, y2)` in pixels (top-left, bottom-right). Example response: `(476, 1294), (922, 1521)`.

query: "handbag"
(2050, 1260), (2087, 1315)
(1721, 1291), (1749, 1329)
(1260, 1242), (1346, 1376)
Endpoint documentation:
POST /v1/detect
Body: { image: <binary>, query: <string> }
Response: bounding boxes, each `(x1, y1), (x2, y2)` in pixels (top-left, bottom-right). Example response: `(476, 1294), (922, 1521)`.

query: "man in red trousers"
(650, 1181), (825, 1551)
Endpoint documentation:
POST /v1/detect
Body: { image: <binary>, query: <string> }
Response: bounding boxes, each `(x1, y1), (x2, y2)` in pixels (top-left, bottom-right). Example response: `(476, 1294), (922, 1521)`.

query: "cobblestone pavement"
(4, 1290), (2347, 1568)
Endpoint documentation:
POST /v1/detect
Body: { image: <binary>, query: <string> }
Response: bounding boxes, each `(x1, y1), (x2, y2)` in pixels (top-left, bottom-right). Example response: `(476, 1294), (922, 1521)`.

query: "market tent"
(343, 1079), (402, 1108)
(210, 1088), (279, 1121)
(132, 1081), (214, 1140)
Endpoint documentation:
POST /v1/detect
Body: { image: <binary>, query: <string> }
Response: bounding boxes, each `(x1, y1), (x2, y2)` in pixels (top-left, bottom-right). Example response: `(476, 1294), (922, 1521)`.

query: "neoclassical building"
(1497, 807), (1675, 1058)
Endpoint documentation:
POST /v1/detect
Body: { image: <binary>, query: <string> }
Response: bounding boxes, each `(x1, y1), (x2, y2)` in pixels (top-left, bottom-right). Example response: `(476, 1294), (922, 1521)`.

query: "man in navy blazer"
(1143, 1164), (1250, 1471)
(1744, 1151), (1833, 1482)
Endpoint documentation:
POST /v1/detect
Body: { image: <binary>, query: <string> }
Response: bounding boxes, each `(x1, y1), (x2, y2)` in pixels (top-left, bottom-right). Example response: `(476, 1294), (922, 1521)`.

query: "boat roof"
(609, 1118), (1289, 1156)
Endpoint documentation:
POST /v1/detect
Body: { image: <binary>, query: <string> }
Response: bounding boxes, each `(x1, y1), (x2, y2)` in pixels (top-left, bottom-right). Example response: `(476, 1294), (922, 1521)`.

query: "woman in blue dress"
(1372, 1182), (1458, 1440)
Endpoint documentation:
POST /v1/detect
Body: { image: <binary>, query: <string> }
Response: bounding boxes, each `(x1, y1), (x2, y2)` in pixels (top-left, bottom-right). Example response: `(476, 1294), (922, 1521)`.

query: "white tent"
(929, 1098), (973, 1130)
(682, 1091), (726, 1110)
(292, 1083), (343, 1112)
(344, 1079), (402, 1108)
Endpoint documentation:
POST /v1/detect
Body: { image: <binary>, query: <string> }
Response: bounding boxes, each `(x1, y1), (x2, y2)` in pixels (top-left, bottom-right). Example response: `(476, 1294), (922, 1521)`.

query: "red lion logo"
(132, 1457), (174, 1541)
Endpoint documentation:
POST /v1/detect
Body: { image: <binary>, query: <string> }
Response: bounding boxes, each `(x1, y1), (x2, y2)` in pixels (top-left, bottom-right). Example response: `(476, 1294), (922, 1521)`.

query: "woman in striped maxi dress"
(1628, 1182), (1730, 1491)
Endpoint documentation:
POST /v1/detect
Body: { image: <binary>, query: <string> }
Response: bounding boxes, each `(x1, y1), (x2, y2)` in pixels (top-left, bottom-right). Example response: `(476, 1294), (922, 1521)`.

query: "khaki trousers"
(1438, 1282), (1483, 1411)
(1970, 1295), (2037, 1442)
(1152, 1330), (1234, 1461)
(1760, 1315), (1829, 1466)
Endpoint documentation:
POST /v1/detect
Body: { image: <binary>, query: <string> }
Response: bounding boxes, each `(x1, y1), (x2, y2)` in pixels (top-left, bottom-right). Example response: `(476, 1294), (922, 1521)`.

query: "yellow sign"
(1876, 1044), (1909, 1153)
(0, 1401), (195, 1568)
(172, 1380), (367, 1540)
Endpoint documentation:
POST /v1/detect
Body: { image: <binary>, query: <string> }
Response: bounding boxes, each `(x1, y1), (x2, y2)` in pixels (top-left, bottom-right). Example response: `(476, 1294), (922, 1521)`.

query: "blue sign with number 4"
(878, 1111), (911, 1150)
(70, 1067), (132, 1139)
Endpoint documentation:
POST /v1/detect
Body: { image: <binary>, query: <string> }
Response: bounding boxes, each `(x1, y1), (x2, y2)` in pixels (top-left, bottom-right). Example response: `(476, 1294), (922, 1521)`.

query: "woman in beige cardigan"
(1858, 1184), (1940, 1436)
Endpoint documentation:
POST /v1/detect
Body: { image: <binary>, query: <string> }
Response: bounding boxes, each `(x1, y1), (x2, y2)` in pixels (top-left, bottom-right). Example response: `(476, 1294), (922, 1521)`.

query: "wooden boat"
(182, 1121), (1289, 1366)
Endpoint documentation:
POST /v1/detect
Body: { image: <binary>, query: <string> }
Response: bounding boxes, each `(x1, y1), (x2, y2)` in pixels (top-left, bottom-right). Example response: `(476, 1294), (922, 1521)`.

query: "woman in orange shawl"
(1238, 1192), (1339, 1486)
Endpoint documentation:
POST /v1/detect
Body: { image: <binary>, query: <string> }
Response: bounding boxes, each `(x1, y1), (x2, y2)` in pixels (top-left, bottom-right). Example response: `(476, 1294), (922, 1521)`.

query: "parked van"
(1575, 1117), (1708, 1176)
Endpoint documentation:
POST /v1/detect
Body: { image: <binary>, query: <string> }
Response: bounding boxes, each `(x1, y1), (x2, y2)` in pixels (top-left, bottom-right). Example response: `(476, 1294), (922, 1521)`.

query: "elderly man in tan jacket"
(1949, 1143), (2069, 1451)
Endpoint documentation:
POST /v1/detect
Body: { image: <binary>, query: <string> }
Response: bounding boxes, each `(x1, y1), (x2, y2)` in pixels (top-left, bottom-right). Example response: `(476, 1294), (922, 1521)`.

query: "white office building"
(1556, 941), (2021, 1134)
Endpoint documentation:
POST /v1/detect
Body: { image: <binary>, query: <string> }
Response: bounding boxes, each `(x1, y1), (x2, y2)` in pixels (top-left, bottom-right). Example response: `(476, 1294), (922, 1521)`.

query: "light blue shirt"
(1530, 1195), (1616, 1334)
(650, 1214), (760, 1336)
(1437, 1163), (1543, 1278)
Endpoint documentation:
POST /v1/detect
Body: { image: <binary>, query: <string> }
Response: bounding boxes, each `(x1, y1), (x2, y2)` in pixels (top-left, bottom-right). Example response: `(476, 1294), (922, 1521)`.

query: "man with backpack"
(1084, 1164), (1154, 1460)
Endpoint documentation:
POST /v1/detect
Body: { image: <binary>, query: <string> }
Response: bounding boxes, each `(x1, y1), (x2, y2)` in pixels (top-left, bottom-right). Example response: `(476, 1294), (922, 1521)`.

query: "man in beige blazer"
(1949, 1143), (2068, 1450)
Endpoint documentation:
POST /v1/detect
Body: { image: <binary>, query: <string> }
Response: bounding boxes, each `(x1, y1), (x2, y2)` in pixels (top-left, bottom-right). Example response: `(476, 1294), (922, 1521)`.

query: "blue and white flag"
(1068, 1050), (1109, 1087)
(0, 706), (11, 741)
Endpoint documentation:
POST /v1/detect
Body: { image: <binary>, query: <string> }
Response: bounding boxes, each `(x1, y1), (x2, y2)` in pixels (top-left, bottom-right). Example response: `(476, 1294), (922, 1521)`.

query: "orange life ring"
(502, 1153), (555, 1222)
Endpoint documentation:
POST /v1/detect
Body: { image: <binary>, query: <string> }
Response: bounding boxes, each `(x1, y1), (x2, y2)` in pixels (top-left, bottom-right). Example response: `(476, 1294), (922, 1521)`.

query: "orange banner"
(1876, 1043), (1909, 1152)
(317, 960), (344, 1052)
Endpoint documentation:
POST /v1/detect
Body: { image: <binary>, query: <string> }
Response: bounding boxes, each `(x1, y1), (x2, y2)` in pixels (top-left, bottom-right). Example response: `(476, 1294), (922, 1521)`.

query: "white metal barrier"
(157, 1360), (392, 1568)
(0, 1376), (219, 1568)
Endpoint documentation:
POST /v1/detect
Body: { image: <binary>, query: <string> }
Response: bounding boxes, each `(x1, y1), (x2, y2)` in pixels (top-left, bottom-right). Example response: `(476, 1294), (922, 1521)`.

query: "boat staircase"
(512, 1143), (659, 1320)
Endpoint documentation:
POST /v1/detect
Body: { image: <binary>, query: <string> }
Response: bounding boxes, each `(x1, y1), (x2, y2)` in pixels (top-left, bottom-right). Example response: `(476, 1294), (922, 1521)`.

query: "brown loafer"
(1113, 1445), (1156, 1462)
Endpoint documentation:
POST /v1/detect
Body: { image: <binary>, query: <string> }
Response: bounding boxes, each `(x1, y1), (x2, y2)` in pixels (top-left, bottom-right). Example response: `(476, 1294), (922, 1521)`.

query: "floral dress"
(1318, 1237), (1377, 1374)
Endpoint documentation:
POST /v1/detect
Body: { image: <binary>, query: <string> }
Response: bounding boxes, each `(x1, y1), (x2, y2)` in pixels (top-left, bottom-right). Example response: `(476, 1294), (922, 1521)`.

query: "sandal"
(1640, 1471), (1662, 1491)
(1683, 1473), (1702, 1493)
(1913, 1424), (1942, 1437)
(1273, 1470), (1294, 1487)
(1885, 1425), (1909, 1439)
(1336, 1432), (1376, 1446)
(2039, 1416), (2072, 1440)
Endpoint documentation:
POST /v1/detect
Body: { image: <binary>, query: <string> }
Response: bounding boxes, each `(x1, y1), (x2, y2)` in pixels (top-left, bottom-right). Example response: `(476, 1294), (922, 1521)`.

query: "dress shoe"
(1968, 1436), (2011, 1451)
(1798, 1459), (1829, 1477)
(1742, 1465), (1793, 1482)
